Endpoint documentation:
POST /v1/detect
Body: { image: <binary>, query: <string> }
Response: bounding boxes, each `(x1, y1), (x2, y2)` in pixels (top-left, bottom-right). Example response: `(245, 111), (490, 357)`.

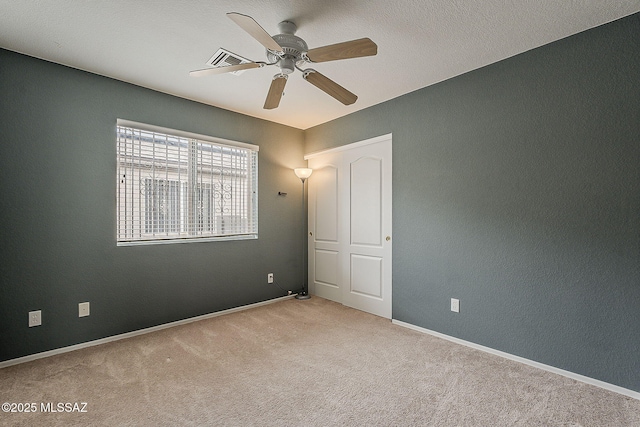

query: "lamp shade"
(294, 168), (313, 179)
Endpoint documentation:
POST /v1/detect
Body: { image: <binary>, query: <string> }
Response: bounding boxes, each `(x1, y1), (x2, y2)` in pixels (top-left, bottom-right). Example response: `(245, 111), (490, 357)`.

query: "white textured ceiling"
(1, 1), (639, 129)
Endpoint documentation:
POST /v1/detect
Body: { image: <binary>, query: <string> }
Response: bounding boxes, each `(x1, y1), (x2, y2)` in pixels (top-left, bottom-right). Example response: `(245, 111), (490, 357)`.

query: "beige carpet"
(1, 297), (639, 426)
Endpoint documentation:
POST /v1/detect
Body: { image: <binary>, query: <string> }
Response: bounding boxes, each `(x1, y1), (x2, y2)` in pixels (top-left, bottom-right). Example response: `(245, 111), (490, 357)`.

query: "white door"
(307, 135), (392, 318)
(307, 150), (342, 303)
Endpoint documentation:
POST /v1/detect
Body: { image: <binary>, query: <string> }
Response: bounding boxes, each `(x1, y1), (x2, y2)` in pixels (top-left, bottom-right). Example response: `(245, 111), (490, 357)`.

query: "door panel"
(350, 157), (382, 247)
(314, 166), (339, 242)
(308, 157), (342, 303)
(314, 249), (339, 287)
(307, 135), (392, 318)
(342, 140), (391, 317)
(350, 254), (383, 298)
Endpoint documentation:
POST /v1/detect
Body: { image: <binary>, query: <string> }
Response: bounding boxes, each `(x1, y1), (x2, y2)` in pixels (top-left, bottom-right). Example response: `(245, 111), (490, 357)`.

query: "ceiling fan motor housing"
(267, 21), (308, 74)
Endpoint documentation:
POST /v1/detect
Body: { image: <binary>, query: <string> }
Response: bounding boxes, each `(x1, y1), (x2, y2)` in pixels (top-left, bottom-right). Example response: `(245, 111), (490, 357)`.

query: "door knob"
(386, 236), (391, 241)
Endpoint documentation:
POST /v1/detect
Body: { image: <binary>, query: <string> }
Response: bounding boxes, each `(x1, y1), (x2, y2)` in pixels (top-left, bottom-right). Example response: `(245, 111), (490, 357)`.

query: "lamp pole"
(294, 168), (312, 300)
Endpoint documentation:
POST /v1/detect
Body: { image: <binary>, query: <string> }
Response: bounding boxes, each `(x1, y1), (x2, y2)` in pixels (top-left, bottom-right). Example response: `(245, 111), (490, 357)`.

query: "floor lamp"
(294, 168), (312, 300)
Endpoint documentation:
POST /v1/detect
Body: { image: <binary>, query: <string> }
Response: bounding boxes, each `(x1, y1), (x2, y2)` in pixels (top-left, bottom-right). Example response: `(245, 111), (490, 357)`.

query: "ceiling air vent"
(206, 48), (252, 75)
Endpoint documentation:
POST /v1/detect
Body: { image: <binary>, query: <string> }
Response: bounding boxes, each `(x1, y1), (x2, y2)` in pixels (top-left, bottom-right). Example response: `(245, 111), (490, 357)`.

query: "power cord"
(271, 278), (302, 296)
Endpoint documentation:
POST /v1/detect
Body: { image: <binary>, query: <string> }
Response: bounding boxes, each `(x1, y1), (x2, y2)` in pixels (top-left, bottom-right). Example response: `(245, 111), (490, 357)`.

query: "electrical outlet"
(267, 273), (274, 284)
(29, 310), (42, 327)
(451, 298), (460, 313)
(79, 302), (90, 317)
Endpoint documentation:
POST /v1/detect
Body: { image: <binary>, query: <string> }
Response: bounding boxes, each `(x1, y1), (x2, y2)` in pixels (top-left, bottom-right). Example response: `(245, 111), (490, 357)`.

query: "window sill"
(117, 234), (258, 247)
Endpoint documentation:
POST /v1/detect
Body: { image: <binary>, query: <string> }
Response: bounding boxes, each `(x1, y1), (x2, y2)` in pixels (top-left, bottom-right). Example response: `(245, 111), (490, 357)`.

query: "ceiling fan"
(190, 12), (378, 109)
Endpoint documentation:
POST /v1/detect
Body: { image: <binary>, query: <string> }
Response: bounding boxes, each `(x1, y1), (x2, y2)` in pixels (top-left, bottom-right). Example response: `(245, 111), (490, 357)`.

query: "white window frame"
(116, 119), (258, 246)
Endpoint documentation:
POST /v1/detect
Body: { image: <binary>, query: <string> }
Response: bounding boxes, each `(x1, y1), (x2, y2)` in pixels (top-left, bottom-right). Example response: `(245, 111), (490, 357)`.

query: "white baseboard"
(0, 295), (295, 369)
(392, 319), (640, 401)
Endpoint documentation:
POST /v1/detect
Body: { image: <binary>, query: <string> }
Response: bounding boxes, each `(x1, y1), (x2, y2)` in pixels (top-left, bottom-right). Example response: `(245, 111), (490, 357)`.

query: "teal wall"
(306, 13), (640, 392)
(0, 49), (305, 361)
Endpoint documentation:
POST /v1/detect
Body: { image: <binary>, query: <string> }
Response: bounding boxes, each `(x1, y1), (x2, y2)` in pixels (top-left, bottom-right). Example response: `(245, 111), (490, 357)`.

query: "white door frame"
(305, 134), (393, 160)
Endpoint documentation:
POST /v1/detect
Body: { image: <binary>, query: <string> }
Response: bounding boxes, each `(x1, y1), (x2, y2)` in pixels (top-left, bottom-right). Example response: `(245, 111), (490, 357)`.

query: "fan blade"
(189, 62), (261, 77)
(227, 12), (283, 53)
(303, 70), (357, 105)
(306, 38), (377, 63)
(264, 75), (287, 109)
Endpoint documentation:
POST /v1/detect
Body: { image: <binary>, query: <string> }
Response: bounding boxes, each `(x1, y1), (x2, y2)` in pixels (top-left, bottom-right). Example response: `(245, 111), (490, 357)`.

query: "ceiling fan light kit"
(190, 12), (378, 110)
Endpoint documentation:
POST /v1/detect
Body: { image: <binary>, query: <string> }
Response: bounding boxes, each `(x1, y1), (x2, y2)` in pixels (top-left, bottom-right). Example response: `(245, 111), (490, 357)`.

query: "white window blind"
(116, 120), (258, 245)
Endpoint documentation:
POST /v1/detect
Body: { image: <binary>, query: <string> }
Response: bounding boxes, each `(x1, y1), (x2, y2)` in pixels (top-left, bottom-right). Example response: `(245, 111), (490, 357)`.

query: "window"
(116, 120), (258, 245)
